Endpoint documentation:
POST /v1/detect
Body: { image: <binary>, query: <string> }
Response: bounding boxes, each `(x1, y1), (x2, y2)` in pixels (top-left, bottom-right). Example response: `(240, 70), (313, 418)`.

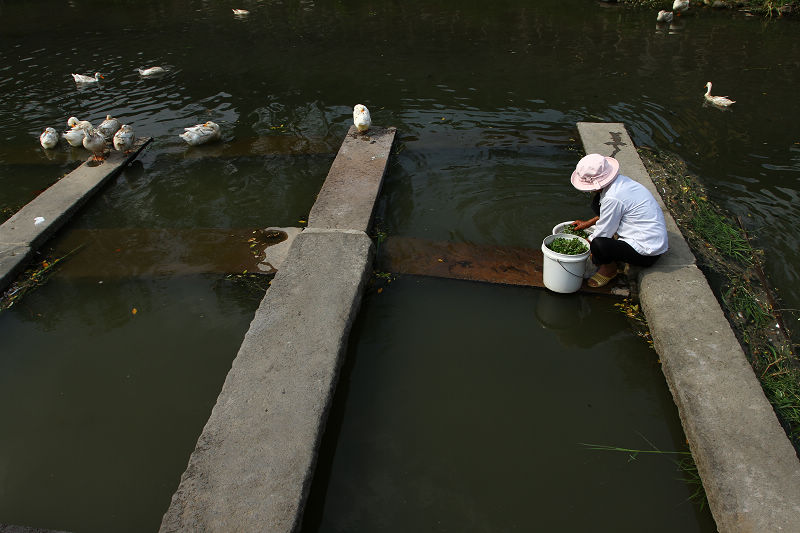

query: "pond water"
(1, 0), (798, 531)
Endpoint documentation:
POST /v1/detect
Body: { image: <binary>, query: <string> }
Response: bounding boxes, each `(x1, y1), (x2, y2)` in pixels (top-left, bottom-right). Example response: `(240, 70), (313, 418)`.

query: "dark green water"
(1, 0), (798, 530)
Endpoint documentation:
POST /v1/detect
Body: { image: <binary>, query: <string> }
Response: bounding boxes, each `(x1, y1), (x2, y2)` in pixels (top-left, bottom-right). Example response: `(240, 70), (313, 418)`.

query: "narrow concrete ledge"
(0, 137), (152, 291)
(578, 122), (800, 531)
(307, 125), (396, 232)
(159, 228), (374, 532)
(161, 125), (396, 532)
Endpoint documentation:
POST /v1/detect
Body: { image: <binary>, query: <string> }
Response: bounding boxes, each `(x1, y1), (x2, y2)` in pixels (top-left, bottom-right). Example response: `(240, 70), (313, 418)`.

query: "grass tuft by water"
(0, 246), (84, 313)
(581, 437), (708, 510)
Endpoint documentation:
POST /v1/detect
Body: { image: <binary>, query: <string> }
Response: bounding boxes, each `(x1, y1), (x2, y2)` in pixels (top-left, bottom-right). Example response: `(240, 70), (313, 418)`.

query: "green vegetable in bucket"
(547, 237), (588, 255)
(562, 225), (590, 239)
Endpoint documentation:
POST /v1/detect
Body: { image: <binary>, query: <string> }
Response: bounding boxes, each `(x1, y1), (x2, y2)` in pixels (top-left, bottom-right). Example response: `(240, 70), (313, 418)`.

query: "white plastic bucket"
(541, 233), (591, 293)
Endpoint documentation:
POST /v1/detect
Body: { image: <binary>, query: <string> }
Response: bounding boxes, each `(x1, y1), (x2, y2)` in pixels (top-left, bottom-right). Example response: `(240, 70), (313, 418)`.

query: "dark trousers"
(590, 237), (661, 267)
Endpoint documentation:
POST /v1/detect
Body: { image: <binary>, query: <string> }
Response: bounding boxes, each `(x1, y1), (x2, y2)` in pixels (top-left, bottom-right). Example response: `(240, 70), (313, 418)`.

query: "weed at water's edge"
(580, 442), (708, 510)
(0, 245), (84, 312)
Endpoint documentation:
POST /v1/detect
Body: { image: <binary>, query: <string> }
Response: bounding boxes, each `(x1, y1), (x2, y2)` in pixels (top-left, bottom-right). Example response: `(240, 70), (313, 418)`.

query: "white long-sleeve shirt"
(590, 174), (669, 256)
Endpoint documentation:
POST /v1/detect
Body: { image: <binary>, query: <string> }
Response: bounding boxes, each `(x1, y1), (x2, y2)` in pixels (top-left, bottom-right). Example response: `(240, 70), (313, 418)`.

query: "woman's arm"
(572, 216), (599, 230)
(591, 198), (624, 240)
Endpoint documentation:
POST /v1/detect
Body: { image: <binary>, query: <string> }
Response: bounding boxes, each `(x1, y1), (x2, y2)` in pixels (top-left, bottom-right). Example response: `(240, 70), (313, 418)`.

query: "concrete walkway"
(578, 122), (800, 532)
(159, 126), (396, 532)
(0, 138), (151, 292)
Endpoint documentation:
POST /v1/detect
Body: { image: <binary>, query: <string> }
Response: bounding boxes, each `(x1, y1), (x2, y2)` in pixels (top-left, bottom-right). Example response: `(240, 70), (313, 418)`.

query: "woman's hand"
(572, 216), (599, 230)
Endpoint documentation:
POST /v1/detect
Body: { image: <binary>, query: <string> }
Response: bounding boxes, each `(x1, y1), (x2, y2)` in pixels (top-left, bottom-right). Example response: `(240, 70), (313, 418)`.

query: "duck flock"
(39, 62), (374, 160)
(38, 66), (226, 160)
(40, 4), (374, 161)
(655, 0), (736, 108)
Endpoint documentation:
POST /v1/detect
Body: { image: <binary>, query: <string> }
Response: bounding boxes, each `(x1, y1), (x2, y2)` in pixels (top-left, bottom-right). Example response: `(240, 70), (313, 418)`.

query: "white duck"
(40, 127), (59, 149)
(72, 72), (104, 84)
(353, 104), (371, 133)
(704, 82), (736, 107)
(657, 10), (674, 22)
(673, 0), (689, 14)
(113, 124), (136, 152)
(97, 115), (122, 141)
(63, 117), (92, 146)
(232, 8), (250, 15)
(81, 125), (107, 161)
(63, 126), (85, 147)
(67, 116), (92, 130)
(179, 121), (221, 146)
(137, 66), (166, 77)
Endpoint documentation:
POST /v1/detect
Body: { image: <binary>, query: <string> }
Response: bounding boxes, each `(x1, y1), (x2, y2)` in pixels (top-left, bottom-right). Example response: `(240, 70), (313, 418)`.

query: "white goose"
(353, 104), (371, 133)
(72, 72), (104, 84)
(657, 10), (674, 22)
(137, 66), (166, 77)
(704, 82), (736, 107)
(81, 125), (107, 161)
(673, 0), (689, 14)
(40, 127), (59, 149)
(113, 124), (136, 152)
(179, 121), (221, 146)
(98, 115), (122, 141)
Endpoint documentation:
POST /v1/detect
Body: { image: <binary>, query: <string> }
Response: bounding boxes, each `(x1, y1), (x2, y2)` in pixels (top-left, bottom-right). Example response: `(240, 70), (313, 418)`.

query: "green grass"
(580, 441), (707, 509)
(723, 281), (772, 328)
(690, 204), (753, 265)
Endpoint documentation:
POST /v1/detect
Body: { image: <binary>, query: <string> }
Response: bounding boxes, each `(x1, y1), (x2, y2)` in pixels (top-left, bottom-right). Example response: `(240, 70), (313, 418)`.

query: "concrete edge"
(159, 228), (375, 532)
(577, 122), (800, 532)
(0, 137), (152, 292)
(160, 128), (397, 532)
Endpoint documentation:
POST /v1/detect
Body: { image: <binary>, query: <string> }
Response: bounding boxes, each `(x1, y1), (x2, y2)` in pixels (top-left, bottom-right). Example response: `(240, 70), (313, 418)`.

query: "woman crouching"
(570, 153), (668, 288)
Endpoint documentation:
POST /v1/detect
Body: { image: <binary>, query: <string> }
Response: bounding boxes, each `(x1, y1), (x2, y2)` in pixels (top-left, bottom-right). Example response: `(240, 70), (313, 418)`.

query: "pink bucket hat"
(570, 154), (620, 191)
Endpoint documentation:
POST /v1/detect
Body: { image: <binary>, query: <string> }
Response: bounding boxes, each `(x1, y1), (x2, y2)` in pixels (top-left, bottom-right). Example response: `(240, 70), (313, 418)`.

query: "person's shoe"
(587, 271), (617, 288)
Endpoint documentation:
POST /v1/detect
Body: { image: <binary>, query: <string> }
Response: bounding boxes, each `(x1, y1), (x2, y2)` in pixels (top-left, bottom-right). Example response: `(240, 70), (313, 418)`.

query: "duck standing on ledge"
(704, 82), (736, 107)
(353, 104), (371, 133)
(98, 115), (122, 141)
(40, 127), (59, 149)
(113, 124), (136, 153)
(82, 125), (107, 161)
(657, 10), (674, 22)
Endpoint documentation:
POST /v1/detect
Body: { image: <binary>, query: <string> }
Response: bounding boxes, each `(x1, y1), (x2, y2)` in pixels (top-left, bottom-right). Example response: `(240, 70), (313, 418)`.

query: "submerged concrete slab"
(159, 228), (374, 532)
(377, 235), (629, 296)
(578, 123), (800, 532)
(307, 125), (396, 232)
(0, 137), (151, 291)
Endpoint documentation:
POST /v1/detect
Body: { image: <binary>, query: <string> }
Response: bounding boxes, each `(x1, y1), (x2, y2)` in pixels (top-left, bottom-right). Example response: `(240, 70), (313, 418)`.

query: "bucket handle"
(556, 259), (585, 279)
